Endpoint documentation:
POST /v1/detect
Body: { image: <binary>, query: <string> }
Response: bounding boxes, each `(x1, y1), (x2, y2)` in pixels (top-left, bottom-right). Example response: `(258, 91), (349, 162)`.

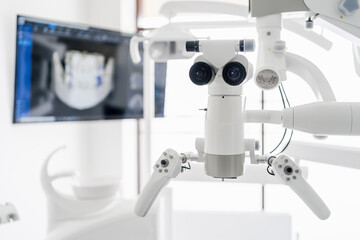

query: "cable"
(269, 86), (288, 154)
(266, 156), (276, 176)
(181, 162), (191, 172)
(266, 84), (294, 174)
(280, 83), (290, 107)
(277, 83), (294, 155)
(279, 85), (286, 108)
(267, 166), (275, 176)
(270, 128), (287, 154)
(269, 84), (294, 155)
(278, 129), (294, 154)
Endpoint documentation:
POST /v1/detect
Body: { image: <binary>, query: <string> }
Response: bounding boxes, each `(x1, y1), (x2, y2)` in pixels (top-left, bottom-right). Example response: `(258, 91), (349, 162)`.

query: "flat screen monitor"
(14, 15), (166, 123)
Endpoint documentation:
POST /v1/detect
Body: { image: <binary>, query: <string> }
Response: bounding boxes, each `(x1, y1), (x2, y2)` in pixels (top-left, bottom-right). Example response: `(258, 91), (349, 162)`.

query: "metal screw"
(284, 159), (288, 163)
(286, 177), (290, 181)
(165, 169), (168, 173)
(169, 155), (173, 159)
(295, 170), (299, 173)
(163, 152), (167, 156)
(159, 169), (163, 173)
(267, 31), (271, 36)
(278, 164), (282, 168)
(156, 164), (159, 168)
(293, 176), (297, 180)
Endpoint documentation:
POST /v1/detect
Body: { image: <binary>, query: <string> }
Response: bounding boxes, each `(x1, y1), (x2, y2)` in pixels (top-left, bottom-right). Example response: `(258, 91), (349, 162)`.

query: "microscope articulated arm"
(286, 52), (337, 102)
(245, 110), (283, 124)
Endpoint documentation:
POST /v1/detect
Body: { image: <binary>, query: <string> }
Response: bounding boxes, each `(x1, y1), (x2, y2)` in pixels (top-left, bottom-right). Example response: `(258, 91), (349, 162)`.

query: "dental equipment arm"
(271, 155), (331, 220)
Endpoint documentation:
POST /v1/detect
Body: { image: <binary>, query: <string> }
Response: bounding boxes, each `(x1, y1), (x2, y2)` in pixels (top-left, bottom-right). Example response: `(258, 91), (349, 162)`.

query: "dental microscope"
(132, 0), (360, 221)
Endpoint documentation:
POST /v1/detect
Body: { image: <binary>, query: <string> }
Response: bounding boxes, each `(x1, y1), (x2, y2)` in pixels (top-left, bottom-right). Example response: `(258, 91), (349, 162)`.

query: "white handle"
(272, 155), (330, 220)
(290, 176), (330, 220)
(135, 149), (183, 217)
(134, 173), (170, 217)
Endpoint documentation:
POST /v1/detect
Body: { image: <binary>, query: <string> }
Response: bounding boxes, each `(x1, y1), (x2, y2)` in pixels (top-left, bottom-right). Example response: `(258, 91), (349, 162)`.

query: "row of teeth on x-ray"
(52, 51), (114, 110)
(53, 51), (114, 89)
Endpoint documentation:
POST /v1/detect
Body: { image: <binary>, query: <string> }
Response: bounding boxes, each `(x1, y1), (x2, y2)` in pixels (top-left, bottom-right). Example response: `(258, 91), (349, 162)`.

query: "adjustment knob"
(160, 159), (169, 167)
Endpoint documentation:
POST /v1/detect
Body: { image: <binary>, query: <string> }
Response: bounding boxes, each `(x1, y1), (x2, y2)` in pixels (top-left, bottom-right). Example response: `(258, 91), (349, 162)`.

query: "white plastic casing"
(205, 95), (245, 156)
(255, 14), (287, 90)
(200, 40), (247, 68)
(194, 40), (253, 178)
(283, 102), (360, 135)
(134, 149), (182, 217)
(272, 155), (331, 220)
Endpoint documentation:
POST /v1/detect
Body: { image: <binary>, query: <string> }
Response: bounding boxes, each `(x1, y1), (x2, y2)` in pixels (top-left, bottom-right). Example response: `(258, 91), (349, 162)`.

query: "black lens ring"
(222, 62), (247, 86)
(189, 62), (214, 86)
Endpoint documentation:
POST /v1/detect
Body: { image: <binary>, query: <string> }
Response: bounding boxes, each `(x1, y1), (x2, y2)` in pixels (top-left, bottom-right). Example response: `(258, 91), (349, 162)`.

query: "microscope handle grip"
(134, 173), (171, 217)
(273, 155), (330, 220)
(289, 176), (331, 220)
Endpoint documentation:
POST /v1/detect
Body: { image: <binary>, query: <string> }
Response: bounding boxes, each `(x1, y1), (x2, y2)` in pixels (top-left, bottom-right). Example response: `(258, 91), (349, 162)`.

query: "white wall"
(0, 0), (138, 239)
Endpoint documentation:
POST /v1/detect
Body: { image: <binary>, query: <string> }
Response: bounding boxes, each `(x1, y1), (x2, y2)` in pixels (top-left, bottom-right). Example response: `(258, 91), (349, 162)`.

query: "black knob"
(186, 41), (200, 52)
(284, 166), (293, 175)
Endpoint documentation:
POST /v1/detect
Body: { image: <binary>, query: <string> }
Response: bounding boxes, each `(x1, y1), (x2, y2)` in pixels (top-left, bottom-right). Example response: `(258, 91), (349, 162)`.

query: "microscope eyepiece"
(189, 62), (215, 85)
(222, 62), (247, 86)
